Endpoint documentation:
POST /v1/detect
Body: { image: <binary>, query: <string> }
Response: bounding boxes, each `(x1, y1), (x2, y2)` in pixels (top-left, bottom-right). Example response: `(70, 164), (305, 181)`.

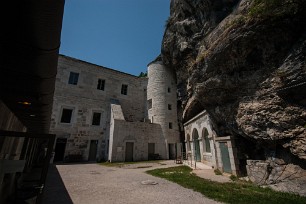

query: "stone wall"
(0, 100), (26, 132)
(50, 55), (148, 161)
(147, 61), (180, 159)
(110, 120), (166, 162)
(109, 104), (166, 162)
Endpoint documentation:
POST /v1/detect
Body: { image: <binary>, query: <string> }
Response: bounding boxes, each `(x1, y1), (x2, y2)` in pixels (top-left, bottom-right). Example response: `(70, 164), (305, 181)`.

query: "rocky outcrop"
(161, 0), (306, 195)
(247, 159), (306, 195)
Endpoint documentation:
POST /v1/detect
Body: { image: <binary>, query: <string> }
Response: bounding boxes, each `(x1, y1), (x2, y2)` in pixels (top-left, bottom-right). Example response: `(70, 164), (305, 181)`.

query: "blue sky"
(60, 0), (170, 76)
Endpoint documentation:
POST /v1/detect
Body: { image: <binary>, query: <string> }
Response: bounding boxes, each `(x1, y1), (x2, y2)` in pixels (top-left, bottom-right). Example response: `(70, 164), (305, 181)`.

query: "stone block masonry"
(147, 61), (180, 159)
(50, 55), (148, 161)
(50, 55), (180, 162)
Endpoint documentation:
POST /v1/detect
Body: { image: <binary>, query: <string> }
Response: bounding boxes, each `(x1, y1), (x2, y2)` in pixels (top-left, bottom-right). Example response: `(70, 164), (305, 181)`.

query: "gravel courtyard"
(42, 161), (219, 204)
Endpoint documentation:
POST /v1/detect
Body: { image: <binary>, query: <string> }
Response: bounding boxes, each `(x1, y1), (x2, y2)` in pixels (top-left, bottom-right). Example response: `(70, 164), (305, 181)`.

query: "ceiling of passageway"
(0, 0), (65, 133)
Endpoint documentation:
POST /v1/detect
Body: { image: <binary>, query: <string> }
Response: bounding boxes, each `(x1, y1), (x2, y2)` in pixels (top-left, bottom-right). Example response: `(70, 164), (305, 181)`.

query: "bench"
(175, 156), (182, 164)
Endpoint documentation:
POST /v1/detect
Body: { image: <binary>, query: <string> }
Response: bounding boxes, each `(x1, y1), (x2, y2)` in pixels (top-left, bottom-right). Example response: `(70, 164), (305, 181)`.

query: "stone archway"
(192, 129), (201, 161)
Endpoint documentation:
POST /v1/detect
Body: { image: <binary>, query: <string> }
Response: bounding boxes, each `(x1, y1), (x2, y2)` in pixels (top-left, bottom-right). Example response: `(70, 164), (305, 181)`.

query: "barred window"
(97, 79), (105, 91)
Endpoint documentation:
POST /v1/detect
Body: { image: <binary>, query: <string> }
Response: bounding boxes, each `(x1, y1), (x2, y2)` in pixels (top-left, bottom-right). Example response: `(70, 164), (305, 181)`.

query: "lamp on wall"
(18, 101), (31, 106)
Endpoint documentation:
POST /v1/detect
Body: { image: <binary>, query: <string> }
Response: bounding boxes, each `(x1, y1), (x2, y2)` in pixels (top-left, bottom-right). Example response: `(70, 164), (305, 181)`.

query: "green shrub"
(230, 175), (238, 181)
(214, 169), (223, 175)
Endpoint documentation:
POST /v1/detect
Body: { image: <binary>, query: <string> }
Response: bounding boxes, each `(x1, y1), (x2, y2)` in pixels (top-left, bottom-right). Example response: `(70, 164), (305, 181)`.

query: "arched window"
(202, 128), (211, 153)
(192, 129), (199, 140)
(192, 129), (201, 161)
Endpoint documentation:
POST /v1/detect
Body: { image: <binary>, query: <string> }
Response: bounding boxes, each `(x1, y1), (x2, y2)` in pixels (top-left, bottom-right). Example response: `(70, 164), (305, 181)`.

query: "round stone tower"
(147, 60), (180, 159)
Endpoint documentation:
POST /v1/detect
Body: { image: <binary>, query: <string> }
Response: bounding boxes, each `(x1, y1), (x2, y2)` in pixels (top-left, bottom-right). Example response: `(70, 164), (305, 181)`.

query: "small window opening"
(121, 84), (128, 95)
(68, 72), (79, 85)
(97, 79), (105, 91)
(168, 104), (172, 110)
(92, 112), (102, 126)
(148, 99), (152, 109)
(61, 108), (73, 123)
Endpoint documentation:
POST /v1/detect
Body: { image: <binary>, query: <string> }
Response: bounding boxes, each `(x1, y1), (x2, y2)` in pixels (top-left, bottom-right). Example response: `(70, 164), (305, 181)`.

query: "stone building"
(50, 55), (180, 162)
(183, 110), (239, 175)
(147, 61), (180, 159)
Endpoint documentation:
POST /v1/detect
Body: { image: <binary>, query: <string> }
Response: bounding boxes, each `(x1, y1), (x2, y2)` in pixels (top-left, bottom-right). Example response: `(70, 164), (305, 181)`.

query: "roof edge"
(59, 54), (140, 78)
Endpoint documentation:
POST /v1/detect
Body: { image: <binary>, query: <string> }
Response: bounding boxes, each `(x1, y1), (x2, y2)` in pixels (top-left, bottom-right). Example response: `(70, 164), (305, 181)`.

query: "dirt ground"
(42, 161), (221, 204)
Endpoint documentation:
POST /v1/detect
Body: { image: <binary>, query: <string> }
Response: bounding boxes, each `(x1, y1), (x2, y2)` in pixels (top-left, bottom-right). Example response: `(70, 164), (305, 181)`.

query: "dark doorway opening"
(168, 143), (176, 160)
(54, 138), (67, 162)
(88, 140), (98, 161)
(148, 143), (155, 160)
(125, 142), (134, 162)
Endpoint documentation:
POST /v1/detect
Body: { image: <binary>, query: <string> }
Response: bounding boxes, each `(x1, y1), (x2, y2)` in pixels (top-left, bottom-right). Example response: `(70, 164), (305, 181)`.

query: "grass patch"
(146, 166), (306, 204)
(249, 0), (300, 19)
(100, 160), (165, 168)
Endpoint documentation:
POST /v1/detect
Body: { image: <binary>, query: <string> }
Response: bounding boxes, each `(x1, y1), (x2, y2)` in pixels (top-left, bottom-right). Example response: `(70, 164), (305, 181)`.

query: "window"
(169, 122), (173, 129)
(121, 84), (128, 95)
(147, 99), (152, 109)
(68, 72), (79, 85)
(97, 79), (105, 90)
(168, 87), (171, 93)
(60, 108), (73, 123)
(92, 112), (102, 126)
(203, 129), (211, 152)
(168, 104), (172, 110)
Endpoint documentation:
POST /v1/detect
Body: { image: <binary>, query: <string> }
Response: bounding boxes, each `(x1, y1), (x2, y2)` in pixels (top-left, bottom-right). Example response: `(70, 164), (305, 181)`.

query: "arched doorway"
(192, 129), (201, 161)
(202, 128), (211, 153)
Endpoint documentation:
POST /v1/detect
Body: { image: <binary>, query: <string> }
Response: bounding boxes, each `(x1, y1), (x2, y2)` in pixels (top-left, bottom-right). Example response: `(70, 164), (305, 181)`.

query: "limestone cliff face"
(161, 0), (306, 193)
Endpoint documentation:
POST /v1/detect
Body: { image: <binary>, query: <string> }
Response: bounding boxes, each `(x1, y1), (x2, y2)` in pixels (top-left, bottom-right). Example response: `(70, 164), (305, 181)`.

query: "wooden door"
(220, 142), (232, 173)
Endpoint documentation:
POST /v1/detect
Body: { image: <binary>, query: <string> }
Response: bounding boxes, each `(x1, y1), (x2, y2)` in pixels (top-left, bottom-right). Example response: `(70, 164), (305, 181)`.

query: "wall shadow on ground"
(42, 165), (73, 204)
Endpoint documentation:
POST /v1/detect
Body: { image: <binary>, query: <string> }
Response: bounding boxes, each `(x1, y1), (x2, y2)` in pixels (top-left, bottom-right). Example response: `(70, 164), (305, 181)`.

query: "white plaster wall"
(147, 61), (180, 158)
(108, 105), (117, 161)
(215, 137), (239, 175)
(109, 120), (166, 162)
(183, 111), (217, 168)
